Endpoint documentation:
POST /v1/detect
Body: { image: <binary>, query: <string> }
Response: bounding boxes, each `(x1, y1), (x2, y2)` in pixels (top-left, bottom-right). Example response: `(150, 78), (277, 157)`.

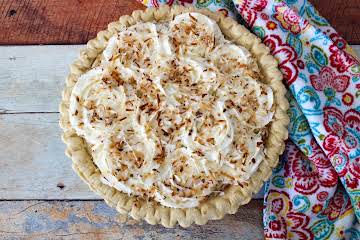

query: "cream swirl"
(69, 66), (128, 144)
(94, 124), (159, 195)
(169, 12), (224, 56)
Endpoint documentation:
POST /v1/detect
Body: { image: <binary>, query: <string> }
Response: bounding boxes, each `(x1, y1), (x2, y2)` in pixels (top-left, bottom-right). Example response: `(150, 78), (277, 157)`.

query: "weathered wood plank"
(0, 200), (264, 239)
(0, 0), (145, 45)
(0, 45), (82, 113)
(0, 112), (264, 199)
(1, 45), (359, 113)
(0, 113), (98, 199)
(0, 0), (359, 44)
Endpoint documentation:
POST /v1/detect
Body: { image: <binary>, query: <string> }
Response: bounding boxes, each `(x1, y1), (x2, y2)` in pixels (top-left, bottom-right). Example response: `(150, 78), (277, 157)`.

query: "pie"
(59, 5), (289, 227)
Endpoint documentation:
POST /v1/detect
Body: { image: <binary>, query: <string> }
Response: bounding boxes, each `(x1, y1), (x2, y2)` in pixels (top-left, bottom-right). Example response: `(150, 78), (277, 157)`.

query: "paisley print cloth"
(139, 0), (360, 238)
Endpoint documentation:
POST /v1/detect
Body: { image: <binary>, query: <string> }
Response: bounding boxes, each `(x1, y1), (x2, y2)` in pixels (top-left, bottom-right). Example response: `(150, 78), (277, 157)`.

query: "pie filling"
(69, 13), (274, 208)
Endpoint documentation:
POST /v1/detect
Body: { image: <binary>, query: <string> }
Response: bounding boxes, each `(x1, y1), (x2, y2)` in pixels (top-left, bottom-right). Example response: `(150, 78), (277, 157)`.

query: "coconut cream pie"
(60, 6), (289, 227)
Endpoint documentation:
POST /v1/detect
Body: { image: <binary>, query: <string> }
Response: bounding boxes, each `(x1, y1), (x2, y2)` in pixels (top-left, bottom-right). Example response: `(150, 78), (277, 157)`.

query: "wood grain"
(0, 0), (359, 45)
(0, 0), (145, 45)
(0, 45), (81, 113)
(0, 113), (98, 199)
(0, 200), (264, 239)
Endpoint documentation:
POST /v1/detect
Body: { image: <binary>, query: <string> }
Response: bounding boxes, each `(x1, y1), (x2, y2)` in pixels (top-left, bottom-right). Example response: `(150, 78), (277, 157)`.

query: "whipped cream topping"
(69, 13), (274, 208)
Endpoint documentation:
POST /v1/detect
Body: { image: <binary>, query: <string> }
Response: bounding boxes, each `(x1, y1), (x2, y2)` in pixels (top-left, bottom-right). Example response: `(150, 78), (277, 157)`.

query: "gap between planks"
(0, 200), (264, 240)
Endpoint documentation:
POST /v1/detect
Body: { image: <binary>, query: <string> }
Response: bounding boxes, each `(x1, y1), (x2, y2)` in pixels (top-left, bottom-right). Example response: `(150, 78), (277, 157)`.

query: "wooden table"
(0, 1), (359, 239)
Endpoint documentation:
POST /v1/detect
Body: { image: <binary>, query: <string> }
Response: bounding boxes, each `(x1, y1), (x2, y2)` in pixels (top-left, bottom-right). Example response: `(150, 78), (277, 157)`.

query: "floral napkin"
(138, 0), (360, 239)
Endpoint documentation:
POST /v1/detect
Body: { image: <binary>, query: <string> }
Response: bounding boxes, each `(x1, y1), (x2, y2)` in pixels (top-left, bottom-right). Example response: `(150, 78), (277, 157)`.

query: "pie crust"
(59, 5), (289, 227)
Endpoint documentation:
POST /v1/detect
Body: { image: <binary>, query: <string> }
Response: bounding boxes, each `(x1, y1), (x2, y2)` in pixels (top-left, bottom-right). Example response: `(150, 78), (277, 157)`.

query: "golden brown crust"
(59, 5), (289, 228)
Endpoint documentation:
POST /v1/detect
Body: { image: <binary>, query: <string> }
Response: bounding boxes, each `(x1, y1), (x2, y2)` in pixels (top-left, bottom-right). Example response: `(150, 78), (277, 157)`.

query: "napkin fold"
(139, 0), (360, 238)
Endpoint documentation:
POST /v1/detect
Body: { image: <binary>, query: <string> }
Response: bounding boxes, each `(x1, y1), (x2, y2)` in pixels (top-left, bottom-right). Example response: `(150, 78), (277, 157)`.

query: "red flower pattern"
(323, 107), (360, 189)
(284, 141), (337, 195)
(263, 34), (299, 85)
(329, 33), (347, 50)
(329, 43), (357, 73)
(342, 93), (354, 106)
(237, 0), (268, 27)
(310, 66), (350, 92)
(265, 190), (314, 240)
(323, 107), (360, 157)
(274, 4), (309, 34)
(312, 204), (323, 214)
(266, 21), (277, 30)
(317, 191), (328, 202)
(320, 189), (353, 221)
